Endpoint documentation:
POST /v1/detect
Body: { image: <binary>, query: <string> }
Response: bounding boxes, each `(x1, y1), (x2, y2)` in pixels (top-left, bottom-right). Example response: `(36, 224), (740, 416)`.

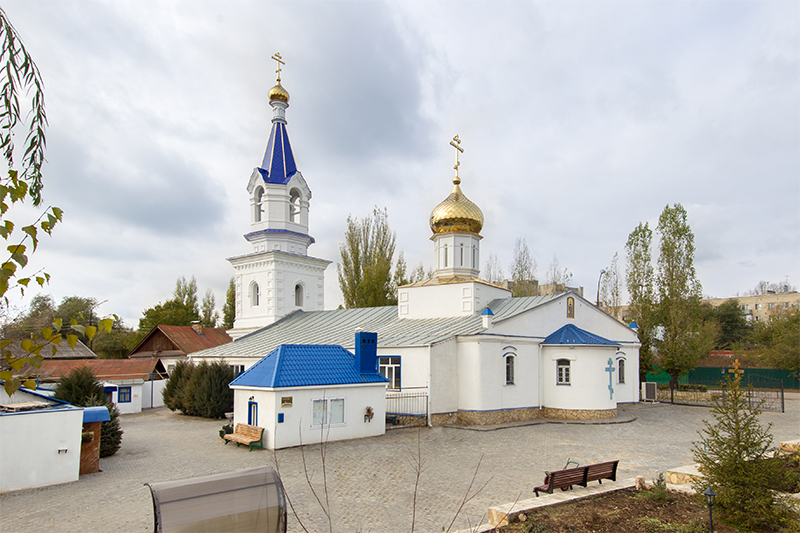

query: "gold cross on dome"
(271, 52), (285, 82)
(449, 135), (464, 183)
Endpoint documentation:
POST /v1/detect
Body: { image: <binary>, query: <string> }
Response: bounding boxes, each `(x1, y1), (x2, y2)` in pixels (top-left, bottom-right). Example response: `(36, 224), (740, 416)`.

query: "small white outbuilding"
(228, 331), (388, 450)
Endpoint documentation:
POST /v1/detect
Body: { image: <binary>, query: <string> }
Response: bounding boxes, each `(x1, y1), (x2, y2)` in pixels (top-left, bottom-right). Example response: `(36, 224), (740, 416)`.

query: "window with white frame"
(505, 355), (515, 385)
(230, 364), (245, 376)
(556, 359), (571, 385)
(250, 282), (260, 307)
(379, 357), (401, 390)
(617, 358), (626, 384)
(254, 186), (264, 222)
(311, 398), (345, 428)
(289, 188), (301, 223)
(295, 284), (303, 307)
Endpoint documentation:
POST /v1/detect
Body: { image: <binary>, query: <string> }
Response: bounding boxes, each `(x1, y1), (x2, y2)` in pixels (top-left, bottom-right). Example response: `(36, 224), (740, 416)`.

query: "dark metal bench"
(145, 466), (286, 532)
(534, 460), (620, 497)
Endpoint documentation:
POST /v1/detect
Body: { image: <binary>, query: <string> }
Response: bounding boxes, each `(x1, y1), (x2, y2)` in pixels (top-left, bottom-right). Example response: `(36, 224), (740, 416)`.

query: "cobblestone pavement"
(1, 400), (798, 533)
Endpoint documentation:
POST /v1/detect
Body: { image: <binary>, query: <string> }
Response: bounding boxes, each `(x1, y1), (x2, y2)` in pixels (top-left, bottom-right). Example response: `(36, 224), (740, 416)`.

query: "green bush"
(692, 373), (798, 529)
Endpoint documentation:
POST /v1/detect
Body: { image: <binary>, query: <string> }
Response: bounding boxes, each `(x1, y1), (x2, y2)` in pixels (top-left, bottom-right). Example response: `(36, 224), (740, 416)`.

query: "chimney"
(191, 321), (203, 335)
(355, 331), (378, 374)
(481, 306), (494, 329)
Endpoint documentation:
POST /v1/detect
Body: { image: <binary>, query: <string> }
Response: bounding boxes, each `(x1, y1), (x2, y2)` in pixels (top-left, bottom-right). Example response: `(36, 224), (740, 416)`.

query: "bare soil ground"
(494, 488), (741, 533)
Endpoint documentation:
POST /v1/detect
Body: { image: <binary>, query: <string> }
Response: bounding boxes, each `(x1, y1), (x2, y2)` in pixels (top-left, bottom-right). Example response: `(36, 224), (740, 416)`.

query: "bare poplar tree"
(483, 252), (504, 284)
(544, 254), (573, 292)
(599, 252), (622, 318)
(508, 238), (537, 297)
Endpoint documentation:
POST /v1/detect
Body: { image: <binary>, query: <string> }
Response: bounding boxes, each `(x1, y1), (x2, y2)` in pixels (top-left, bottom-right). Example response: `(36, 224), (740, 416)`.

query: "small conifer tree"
(53, 367), (123, 457)
(162, 359), (194, 412)
(53, 366), (105, 405)
(692, 368), (796, 529)
(85, 395), (123, 457)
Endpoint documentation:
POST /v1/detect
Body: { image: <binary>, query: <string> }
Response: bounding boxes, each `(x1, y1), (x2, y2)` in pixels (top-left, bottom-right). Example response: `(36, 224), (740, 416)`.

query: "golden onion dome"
(429, 177), (484, 235)
(268, 80), (290, 103)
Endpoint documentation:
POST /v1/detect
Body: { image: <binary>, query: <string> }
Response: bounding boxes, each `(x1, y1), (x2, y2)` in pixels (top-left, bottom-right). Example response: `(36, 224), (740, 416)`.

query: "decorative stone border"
(541, 407), (617, 420)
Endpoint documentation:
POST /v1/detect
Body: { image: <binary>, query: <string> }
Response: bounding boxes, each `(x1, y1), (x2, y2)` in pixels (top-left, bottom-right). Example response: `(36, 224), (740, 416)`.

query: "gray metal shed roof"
(192, 294), (562, 359)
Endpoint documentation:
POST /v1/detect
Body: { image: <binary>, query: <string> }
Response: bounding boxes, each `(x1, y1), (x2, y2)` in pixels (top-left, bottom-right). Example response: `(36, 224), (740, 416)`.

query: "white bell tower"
(227, 54), (331, 339)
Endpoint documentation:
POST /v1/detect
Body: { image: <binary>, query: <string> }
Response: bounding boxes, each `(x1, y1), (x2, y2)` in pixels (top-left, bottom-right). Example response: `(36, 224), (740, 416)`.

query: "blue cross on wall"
(605, 358), (615, 400)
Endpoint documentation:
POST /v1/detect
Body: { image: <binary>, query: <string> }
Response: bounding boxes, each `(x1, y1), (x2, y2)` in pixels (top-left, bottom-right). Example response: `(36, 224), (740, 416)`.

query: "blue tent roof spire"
(259, 61), (298, 184)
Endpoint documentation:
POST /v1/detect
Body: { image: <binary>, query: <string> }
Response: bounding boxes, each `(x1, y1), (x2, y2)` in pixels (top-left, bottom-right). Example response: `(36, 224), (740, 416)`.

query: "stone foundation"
(541, 407), (617, 421)
(431, 407), (542, 426)
(386, 414), (426, 428)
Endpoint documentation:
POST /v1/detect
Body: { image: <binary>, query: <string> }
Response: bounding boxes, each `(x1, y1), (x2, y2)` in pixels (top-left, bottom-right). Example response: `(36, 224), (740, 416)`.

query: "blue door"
(248, 401), (258, 426)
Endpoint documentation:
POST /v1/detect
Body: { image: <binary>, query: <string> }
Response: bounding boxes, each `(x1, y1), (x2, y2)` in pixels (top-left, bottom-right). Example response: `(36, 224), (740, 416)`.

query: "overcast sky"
(3, 0), (798, 327)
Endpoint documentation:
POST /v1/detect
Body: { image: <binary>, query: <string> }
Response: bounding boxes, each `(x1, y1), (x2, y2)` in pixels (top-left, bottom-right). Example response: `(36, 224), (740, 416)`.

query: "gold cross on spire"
(728, 358), (745, 382)
(271, 52), (285, 82)
(449, 135), (464, 184)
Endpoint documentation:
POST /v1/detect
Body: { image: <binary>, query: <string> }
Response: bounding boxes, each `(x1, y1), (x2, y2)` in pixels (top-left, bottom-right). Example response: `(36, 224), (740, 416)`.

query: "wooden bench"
(223, 423), (264, 451)
(585, 460), (618, 484)
(533, 460), (619, 496)
(534, 465), (588, 496)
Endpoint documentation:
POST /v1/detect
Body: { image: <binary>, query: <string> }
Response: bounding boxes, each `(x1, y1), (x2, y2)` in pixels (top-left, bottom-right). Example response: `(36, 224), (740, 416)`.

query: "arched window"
(557, 359), (571, 384)
(254, 186), (264, 222)
(617, 356), (626, 384)
(295, 283), (303, 307)
(505, 355), (515, 385)
(250, 282), (260, 307)
(289, 188), (301, 223)
(459, 244), (464, 267)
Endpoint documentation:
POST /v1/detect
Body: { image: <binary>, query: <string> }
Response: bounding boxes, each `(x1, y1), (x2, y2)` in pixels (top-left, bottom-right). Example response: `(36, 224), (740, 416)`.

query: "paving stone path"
(1, 400), (798, 532)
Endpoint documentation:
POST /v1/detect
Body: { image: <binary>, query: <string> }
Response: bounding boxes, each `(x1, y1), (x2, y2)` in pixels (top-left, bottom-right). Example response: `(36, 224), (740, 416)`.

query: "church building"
(193, 59), (641, 426)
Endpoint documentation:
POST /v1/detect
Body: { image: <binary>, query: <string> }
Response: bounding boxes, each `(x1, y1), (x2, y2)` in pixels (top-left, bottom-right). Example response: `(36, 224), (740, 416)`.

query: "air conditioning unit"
(641, 382), (658, 402)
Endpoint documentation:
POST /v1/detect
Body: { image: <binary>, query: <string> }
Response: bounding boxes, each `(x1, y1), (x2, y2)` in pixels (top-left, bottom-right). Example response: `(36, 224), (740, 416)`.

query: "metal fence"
(656, 373), (785, 413)
(385, 390), (428, 428)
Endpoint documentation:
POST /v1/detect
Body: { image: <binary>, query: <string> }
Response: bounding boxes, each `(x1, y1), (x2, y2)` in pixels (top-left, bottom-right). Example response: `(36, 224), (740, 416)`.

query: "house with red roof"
(128, 323), (232, 375)
(34, 358), (168, 414)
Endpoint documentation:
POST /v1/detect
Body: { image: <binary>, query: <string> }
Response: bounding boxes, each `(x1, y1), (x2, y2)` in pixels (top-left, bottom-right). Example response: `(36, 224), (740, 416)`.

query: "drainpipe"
(538, 342), (543, 412)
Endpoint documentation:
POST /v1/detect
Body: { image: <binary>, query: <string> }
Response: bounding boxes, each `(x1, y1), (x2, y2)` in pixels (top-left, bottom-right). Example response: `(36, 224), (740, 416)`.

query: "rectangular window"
(230, 364), (245, 376)
(783, 302), (790, 309)
(556, 359), (571, 385)
(118, 386), (132, 403)
(379, 357), (401, 390)
(755, 303), (762, 310)
(311, 398), (346, 428)
(618, 359), (626, 384)
(768, 303), (775, 309)
(505, 356), (515, 385)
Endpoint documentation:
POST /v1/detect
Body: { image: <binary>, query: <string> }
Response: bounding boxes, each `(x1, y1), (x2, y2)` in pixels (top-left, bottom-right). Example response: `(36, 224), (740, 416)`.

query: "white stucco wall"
(142, 380), (166, 409)
(542, 346), (620, 410)
(399, 281), (511, 319)
(0, 408), (83, 492)
(455, 337), (540, 412)
(111, 382), (143, 414)
(231, 383), (386, 450)
(429, 338), (459, 414)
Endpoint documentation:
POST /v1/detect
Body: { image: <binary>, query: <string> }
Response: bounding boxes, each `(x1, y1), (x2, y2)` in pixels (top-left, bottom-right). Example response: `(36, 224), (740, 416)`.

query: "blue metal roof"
(229, 344), (388, 388)
(542, 324), (620, 346)
(259, 121), (297, 184)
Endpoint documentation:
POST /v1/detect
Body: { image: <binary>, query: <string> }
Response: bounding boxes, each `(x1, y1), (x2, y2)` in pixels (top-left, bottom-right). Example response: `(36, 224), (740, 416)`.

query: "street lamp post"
(703, 486), (716, 532)
(596, 269), (606, 306)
